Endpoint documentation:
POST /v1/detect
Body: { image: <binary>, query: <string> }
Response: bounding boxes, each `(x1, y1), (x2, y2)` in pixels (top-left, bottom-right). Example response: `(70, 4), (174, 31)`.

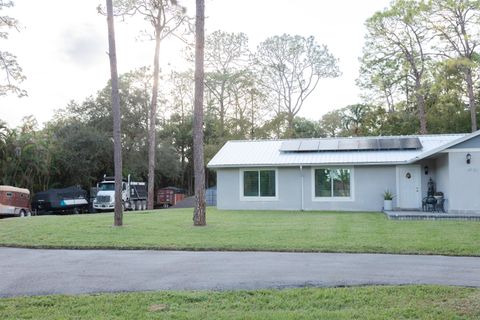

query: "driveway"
(1, 248), (479, 297)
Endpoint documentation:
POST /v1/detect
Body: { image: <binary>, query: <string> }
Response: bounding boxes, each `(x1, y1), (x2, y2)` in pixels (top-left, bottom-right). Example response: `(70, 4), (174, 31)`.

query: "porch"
(384, 210), (480, 221)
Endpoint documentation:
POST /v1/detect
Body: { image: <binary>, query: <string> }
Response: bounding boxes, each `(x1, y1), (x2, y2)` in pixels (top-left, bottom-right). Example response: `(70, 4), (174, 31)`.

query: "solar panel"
(298, 140), (320, 151)
(338, 139), (359, 150)
(358, 139), (379, 150)
(279, 140), (301, 151)
(401, 137), (422, 149)
(379, 138), (402, 149)
(280, 137), (422, 153)
(318, 139), (339, 151)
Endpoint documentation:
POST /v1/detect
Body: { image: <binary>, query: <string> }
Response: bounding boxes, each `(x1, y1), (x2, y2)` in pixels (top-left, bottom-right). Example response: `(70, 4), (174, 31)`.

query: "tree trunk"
(181, 147), (186, 189)
(415, 78), (427, 135)
(276, 94), (281, 139)
(465, 67), (477, 132)
(286, 113), (295, 138)
(193, 0), (206, 226)
(219, 85), (225, 138)
(147, 25), (162, 210)
(250, 91), (255, 139)
(106, 0), (123, 226)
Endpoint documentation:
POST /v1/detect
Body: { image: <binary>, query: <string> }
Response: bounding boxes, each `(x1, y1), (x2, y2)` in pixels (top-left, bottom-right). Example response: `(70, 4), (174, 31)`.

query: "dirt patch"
(148, 303), (169, 312)
(444, 290), (480, 317)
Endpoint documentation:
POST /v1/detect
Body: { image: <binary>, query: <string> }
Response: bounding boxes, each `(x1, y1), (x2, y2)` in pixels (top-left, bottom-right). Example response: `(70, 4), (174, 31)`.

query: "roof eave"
(208, 160), (410, 169)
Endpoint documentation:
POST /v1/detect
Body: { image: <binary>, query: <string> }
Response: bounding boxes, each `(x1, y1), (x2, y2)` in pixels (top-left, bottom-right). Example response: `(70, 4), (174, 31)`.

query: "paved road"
(1, 248), (479, 297)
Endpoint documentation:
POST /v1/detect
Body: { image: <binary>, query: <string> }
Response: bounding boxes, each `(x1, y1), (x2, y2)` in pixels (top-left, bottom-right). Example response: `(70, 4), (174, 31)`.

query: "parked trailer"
(0, 185), (31, 217)
(31, 186), (89, 215)
(93, 175), (147, 212)
(156, 187), (185, 208)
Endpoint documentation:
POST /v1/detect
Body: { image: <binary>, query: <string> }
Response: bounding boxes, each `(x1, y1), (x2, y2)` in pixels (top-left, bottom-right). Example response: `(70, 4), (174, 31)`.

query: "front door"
(397, 165), (421, 209)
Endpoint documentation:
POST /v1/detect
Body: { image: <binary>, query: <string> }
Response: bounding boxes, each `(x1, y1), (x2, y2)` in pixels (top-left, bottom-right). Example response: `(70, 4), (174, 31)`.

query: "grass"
(0, 286), (479, 319)
(0, 208), (479, 255)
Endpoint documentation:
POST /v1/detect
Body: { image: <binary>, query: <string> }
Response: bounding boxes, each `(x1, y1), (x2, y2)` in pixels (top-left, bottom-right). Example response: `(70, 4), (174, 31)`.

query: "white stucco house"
(207, 131), (480, 213)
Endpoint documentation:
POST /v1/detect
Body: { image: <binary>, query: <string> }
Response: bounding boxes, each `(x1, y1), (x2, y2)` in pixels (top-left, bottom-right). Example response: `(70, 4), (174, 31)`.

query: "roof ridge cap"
(226, 133), (468, 143)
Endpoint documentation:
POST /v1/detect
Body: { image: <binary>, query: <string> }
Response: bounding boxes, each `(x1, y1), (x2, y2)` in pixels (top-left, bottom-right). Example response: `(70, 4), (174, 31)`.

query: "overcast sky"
(1, 0), (390, 127)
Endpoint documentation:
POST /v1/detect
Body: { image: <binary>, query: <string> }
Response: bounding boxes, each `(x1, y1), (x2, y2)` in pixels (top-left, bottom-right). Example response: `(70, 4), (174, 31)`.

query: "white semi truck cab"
(93, 175), (147, 212)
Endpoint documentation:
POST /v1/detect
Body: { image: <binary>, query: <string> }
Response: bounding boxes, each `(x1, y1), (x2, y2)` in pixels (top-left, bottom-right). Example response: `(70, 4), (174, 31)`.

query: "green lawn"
(0, 208), (479, 255)
(1, 286), (479, 319)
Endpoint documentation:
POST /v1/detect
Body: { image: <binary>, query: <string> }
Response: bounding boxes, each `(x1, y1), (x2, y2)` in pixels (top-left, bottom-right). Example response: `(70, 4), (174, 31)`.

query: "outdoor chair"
(435, 198), (445, 213)
(422, 196), (437, 212)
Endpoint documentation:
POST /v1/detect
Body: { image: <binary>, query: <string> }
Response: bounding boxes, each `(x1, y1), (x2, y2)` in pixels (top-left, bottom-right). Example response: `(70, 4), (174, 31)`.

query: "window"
(242, 169), (277, 199)
(243, 171), (259, 196)
(313, 168), (352, 199)
(99, 183), (115, 191)
(6, 192), (13, 198)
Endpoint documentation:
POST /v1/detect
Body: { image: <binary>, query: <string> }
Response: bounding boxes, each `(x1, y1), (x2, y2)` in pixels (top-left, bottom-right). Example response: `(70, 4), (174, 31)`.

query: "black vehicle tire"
(18, 209), (26, 218)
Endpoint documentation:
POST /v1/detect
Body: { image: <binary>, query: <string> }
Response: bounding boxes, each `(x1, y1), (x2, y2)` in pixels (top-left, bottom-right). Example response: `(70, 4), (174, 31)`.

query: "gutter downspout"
(300, 165), (304, 211)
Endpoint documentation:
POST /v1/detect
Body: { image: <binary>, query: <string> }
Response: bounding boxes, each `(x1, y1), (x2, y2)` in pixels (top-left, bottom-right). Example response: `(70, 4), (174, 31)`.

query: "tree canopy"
(2, 1), (479, 198)
(255, 34), (340, 137)
(0, 0), (25, 97)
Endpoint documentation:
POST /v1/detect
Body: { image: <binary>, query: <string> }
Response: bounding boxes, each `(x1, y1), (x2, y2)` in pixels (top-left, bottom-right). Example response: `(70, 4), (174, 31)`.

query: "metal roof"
(207, 134), (468, 168)
(0, 185), (30, 194)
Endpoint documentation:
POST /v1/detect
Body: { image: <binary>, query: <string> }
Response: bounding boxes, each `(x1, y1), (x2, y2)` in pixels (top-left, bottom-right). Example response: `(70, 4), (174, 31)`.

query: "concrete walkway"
(385, 210), (480, 221)
(1, 248), (480, 297)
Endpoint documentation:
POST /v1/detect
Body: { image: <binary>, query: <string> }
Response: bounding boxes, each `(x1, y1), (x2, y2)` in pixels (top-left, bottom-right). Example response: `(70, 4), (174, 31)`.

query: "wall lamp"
(424, 165), (429, 175)
(466, 153), (472, 164)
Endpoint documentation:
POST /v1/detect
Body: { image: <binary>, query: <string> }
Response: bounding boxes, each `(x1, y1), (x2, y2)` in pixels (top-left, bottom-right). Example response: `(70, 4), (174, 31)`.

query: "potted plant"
(383, 190), (394, 211)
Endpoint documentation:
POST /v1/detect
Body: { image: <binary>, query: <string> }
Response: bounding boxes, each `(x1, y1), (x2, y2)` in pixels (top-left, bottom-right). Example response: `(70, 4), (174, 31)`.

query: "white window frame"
(239, 168), (279, 201)
(311, 167), (355, 202)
